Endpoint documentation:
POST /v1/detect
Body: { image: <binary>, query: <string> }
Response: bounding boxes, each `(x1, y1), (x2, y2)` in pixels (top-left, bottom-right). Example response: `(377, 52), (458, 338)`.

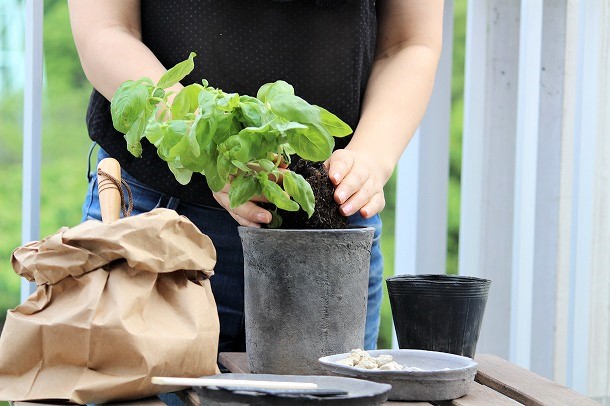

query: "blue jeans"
(82, 147), (383, 351)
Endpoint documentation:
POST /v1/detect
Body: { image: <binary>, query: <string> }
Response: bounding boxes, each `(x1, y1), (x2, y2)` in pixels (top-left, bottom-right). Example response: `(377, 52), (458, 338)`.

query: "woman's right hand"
(212, 185), (272, 228)
(214, 160), (289, 227)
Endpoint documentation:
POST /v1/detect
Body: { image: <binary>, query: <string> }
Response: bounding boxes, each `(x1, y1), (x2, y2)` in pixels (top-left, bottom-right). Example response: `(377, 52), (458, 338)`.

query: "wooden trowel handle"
(97, 158), (122, 224)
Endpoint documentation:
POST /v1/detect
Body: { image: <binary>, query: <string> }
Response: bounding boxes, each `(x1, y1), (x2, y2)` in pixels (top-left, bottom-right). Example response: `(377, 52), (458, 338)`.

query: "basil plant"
(110, 52), (351, 221)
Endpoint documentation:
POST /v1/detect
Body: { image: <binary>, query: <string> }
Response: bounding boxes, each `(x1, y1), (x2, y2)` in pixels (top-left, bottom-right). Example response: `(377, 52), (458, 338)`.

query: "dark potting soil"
(265, 160), (349, 229)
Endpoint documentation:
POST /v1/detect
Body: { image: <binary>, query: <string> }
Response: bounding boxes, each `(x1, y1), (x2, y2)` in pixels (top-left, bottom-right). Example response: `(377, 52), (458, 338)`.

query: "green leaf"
(212, 110), (238, 144)
(164, 120), (190, 160)
(256, 159), (276, 172)
(124, 112), (147, 157)
(192, 114), (216, 150)
(318, 106), (352, 137)
(144, 121), (165, 146)
(259, 175), (299, 211)
(180, 154), (205, 173)
(157, 52), (196, 89)
(217, 92), (240, 112)
(231, 160), (251, 172)
(268, 94), (336, 161)
(282, 144), (296, 157)
(111, 79), (153, 133)
(267, 209), (283, 228)
(152, 88), (165, 98)
(187, 123), (200, 157)
(198, 86), (218, 111)
(286, 127), (334, 162)
(273, 120), (308, 133)
(168, 137), (190, 163)
(230, 123), (279, 163)
(256, 80), (294, 103)
(202, 148), (225, 192)
(229, 173), (262, 208)
(168, 161), (193, 185)
(269, 93), (319, 124)
(238, 95), (269, 127)
(283, 171), (315, 217)
(172, 83), (203, 119)
(224, 134), (250, 164)
(217, 152), (234, 181)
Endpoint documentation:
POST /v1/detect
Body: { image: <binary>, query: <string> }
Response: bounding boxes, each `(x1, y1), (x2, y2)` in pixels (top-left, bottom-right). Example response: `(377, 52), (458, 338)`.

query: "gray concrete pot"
(238, 226), (375, 375)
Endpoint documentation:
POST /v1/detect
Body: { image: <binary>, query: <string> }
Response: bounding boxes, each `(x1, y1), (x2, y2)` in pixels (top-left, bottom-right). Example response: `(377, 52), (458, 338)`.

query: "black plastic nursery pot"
(238, 226), (375, 375)
(386, 274), (491, 359)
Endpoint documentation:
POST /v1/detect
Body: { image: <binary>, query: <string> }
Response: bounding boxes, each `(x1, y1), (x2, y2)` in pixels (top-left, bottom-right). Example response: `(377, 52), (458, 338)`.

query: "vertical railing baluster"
(460, 0), (521, 359)
(20, 0), (43, 302)
(567, 0), (601, 393)
(510, 0), (543, 370)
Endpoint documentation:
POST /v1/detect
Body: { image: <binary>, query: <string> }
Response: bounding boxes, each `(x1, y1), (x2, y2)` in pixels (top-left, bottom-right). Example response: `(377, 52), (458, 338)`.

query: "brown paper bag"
(0, 208), (220, 404)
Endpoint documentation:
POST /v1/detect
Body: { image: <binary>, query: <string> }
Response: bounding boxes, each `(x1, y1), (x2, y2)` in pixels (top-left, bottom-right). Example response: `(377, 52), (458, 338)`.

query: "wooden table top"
(204, 352), (599, 406)
(11, 352), (600, 406)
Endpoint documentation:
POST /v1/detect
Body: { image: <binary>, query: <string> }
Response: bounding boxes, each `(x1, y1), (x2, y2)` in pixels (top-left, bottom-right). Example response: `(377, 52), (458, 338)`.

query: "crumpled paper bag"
(0, 208), (220, 404)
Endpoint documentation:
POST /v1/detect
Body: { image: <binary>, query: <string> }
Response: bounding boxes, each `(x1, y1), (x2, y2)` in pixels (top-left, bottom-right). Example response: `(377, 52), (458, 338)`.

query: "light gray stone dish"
(318, 349), (477, 401)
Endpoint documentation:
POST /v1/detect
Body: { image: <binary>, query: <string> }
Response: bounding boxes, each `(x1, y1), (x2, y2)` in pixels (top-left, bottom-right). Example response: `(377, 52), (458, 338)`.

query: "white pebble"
(379, 361), (403, 371)
(356, 359), (378, 369)
(336, 349), (421, 371)
(375, 354), (394, 367)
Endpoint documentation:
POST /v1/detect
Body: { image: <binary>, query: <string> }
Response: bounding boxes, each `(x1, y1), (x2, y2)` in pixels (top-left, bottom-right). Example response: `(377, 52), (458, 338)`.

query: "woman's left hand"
(325, 149), (389, 218)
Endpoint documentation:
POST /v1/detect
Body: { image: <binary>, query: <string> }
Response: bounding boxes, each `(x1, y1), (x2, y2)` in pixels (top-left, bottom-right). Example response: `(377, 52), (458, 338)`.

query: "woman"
(69, 0), (443, 353)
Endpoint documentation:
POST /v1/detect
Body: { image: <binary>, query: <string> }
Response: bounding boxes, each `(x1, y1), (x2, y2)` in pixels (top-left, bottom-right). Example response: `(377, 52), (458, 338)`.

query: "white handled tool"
(151, 376), (318, 390)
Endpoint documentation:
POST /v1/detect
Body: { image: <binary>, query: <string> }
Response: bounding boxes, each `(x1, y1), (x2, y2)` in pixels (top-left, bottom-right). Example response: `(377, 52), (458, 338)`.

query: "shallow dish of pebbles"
(318, 349), (477, 401)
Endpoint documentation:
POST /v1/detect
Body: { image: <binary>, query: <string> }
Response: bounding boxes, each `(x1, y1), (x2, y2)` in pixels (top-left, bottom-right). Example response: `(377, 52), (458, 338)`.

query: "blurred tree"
(446, 0), (466, 275)
(0, 0), (89, 332)
(43, 0), (87, 90)
(0, 0), (25, 94)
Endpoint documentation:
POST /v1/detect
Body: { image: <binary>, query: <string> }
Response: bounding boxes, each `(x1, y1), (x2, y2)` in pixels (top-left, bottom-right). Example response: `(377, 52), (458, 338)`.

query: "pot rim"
(238, 226), (375, 234)
(386, 274), (491, 285)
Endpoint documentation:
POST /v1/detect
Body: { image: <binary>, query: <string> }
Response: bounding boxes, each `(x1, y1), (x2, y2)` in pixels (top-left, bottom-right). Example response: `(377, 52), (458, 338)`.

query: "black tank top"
(86, 0), (377, 206)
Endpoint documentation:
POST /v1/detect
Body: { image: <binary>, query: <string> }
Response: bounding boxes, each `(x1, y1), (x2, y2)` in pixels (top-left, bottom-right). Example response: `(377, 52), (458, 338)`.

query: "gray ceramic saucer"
(193, 373), (391, 405)
(318, 349), (477, 401)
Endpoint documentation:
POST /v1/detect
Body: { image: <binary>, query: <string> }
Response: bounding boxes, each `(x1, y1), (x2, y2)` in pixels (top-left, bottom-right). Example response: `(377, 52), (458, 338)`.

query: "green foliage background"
(0, 2), (93, 329)
(0, 1), (465, 352)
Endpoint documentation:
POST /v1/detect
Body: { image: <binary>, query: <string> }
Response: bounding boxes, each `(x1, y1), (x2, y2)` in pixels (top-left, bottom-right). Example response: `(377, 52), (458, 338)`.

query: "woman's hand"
(212, 159), (290, 227)
(326, 149), (390, 218)
(212, 185), (272, 228)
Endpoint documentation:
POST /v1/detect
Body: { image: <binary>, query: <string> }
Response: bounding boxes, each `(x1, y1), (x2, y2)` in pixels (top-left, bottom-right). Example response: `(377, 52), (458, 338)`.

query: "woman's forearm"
(68, 0), (181, 101)
(327, 0), (443, 218)
(347, 42), (441, 184)
(75, 29), (172, 101)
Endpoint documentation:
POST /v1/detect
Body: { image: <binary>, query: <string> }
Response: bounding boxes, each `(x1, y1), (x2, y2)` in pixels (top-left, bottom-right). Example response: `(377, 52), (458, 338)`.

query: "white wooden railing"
(20, 0), (610, 402)
(393, 0), (610, 402)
